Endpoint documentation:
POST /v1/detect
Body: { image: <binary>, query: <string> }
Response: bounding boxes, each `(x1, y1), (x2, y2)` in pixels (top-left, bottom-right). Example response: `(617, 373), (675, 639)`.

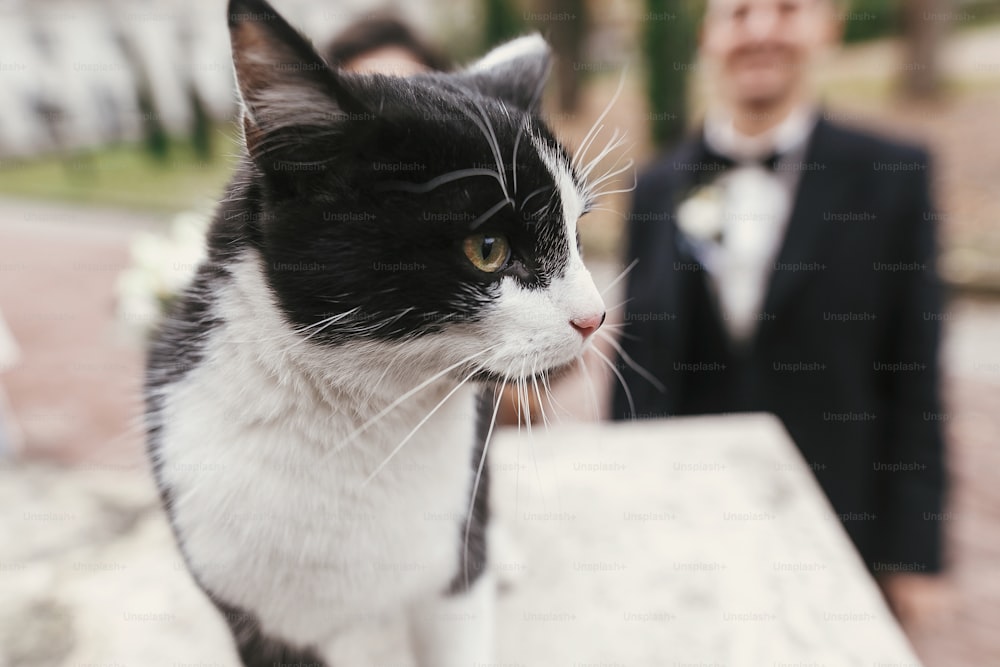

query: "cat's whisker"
(580, 126), (629, 172)
(576, 355), (602, 422)
(330, 307), (421, 339)
(584, 205), (625, 217)
(600, 259), (639, 298)
(604, 296), (634, 313)
(535, 379), (553, 430)
(595, 330), (666, 392)
(539, 363), (556, 426)
(512, 116), (527, 196)
(293, 308), (361, 338)
(454, 95), (509, 202)
(329, 345), (500, 456)
(579, 128), (628, 182)
(361, 361), (487, 486)
(518, 185), (550, 213)
(571, 64), (629, 171)
(512, 71), (548, 195)
(245, 307), (362, 354)
(470, 197), (515, 231)
(463, 381), (505, 590)
(540, 368), (573, 420)
(373, 167), (505, 195)
(579, 133), (633, 210)
(535, 360), (567, 514)
(520, 361), (549, 515)
(591, 346), (636, 419)
(599, 323), (641, 341)
(587, 183), (638, 201)
(579, 126), (627, 185)
(586, 154), (635, 193)
(530, 359), (551, 433)
(509, 360), (533, 524)
(520, 361), (532, 432)
(471, 95), (510, 199)
(584, 134), (629, 175)
(574, 123), (604, 173)
(583, 166), (634, 208)
(514, 368), (524, 518)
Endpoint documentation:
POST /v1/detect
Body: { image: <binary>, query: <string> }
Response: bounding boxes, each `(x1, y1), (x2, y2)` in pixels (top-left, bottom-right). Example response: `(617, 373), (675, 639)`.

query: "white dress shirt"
(699, 106), (818, 344)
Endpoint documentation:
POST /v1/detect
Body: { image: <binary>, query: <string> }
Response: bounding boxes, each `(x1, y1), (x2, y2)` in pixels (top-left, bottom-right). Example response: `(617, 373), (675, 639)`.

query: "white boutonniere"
(115, 211), (209, 337)
(676, 184), (725, 244)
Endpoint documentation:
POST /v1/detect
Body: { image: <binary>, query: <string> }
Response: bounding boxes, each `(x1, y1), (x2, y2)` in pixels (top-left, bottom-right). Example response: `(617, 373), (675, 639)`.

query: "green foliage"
(187, 84), (213, 161)
(0, 130), (237, 213)
(643, 0), (698, 148)
(961, 0), (1000, 27)
(484, 0), (524, 47)
(841, 0), (899, 43)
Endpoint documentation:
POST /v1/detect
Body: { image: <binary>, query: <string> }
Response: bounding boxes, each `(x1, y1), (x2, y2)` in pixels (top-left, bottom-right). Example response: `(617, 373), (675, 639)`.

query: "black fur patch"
(448, 389), (495, 594)
(220, 0), (583, 346)
(210, 594), (327, 667)
(250, 81), (575, 344)
(146, 2), (586, 663)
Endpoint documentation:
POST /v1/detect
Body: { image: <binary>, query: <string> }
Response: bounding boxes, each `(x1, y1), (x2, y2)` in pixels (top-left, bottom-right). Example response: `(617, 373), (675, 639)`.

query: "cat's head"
(227, 0), (606, 382)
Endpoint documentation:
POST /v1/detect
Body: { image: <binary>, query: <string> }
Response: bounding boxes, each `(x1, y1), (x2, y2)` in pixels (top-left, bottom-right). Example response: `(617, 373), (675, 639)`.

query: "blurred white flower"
(116, 211), (209, 337)
(677, 185), (725, 243)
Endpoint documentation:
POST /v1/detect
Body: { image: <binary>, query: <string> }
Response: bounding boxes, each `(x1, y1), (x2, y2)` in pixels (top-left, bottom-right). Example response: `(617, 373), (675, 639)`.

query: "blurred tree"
(842, 0), (898, 43)
(537, 0), (588, 111)
(115, 30), (169, 163)
(187, 83), (213, 161)
(483, 0), (523, 47)
(643, 0), (697, 148)
(900, 0), (950, 99)
(179, 20), (212, 161)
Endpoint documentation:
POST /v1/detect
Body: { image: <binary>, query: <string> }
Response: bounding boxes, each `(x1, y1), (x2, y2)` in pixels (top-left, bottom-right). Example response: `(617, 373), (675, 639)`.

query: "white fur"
(183, 10), (600, 664)
(155, 141), (602, 662)
(156, 255), (483, 652)
(157, 276), (598, 660)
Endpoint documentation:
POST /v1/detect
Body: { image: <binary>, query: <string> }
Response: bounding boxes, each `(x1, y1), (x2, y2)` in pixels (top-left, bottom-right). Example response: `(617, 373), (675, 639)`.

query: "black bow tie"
(690, 138), (782, 177)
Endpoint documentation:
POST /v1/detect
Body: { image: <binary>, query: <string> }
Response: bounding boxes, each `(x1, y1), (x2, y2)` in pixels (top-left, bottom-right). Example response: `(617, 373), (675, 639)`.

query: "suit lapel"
(665, 134), (740, 354)
(759, 118), (847, 321)
(670, 136), (751, 365)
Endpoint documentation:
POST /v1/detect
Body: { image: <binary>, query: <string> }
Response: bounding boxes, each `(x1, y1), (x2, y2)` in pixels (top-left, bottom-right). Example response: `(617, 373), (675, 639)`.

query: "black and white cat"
(146, 0), (606, 664)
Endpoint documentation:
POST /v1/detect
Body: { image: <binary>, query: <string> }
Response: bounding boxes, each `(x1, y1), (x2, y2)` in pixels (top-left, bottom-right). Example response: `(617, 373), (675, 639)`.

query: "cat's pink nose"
(570, 312), (605, 339)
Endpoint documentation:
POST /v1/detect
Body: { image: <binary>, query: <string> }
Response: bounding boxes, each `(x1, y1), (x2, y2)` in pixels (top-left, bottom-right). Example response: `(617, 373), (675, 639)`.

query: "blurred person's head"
(325, 13), (449, 76)
(700, 0), (842, 131)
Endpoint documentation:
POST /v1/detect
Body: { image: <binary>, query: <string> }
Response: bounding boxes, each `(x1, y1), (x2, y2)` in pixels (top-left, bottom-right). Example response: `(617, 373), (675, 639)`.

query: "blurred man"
(324, 12), (449, 76)
(613, 0), (948, 623)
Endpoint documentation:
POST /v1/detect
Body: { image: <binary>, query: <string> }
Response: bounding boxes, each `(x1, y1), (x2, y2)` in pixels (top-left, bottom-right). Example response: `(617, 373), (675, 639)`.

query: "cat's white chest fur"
(153, 256), (480, 648)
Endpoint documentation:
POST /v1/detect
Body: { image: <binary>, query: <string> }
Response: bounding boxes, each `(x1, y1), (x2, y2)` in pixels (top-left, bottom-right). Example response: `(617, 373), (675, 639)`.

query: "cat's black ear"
(456, 34), (552, 111)
(227, 0), (350, 157)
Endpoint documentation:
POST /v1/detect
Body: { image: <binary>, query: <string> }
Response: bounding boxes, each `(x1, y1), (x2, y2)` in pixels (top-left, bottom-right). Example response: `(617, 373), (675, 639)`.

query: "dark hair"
(324, 12), (450, 72)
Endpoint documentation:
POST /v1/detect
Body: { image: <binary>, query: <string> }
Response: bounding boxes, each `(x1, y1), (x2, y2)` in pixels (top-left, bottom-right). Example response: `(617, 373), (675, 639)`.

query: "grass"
(0, 129), (240, 214)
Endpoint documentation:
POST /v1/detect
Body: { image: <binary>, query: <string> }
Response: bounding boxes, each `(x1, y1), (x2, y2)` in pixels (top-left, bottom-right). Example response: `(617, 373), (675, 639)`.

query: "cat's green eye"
(463, 234), (510, 273)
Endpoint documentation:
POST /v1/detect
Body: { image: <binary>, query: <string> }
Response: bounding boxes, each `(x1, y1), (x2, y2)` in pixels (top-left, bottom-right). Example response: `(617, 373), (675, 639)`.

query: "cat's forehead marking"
(530, 133), (585, 264)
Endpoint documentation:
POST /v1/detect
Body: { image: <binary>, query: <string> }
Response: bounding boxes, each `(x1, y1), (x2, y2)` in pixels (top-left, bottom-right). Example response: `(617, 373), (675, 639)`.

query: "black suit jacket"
(612, 117), (947, 573)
